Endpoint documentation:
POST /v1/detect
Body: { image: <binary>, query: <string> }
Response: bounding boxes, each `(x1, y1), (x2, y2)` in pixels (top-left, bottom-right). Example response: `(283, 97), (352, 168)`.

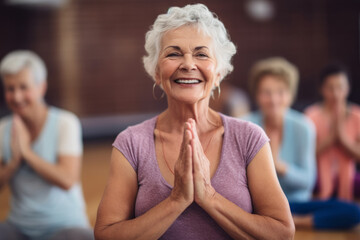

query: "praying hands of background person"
(317, 104), (360, 159)
(12, 115), (32, 159)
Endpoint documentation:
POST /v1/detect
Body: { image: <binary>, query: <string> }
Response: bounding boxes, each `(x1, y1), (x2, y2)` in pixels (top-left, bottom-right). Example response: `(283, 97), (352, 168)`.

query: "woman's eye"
(5, 86), (14, 92)
(166, 52), (181, 57)
(196, 53), (208, 58)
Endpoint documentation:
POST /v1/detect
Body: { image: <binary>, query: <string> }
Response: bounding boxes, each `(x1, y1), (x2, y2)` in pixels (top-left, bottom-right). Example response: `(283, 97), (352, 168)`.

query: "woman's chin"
(11, 108), (30, 118)
(170, 94), (208, 105)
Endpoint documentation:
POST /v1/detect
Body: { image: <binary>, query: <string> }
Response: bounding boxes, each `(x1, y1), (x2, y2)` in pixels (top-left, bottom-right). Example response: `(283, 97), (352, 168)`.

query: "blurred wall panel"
(0, 0), (359, 117)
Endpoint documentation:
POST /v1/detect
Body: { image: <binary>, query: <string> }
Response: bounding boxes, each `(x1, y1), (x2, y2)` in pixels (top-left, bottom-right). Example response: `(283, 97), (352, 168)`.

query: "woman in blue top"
(0, 51), (93, 240)
(244, 57), (360, 230)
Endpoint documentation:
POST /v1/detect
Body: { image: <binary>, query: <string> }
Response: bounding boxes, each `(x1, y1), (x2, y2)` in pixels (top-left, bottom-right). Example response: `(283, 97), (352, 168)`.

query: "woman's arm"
(21, 151), (81, 190)
(316, 130), (336, 155)
(0, 158), (21, 189)
(0, 122), (22, 189)
(195, 143), (295, 240)
(337, 130), (360, 160)
(95, 125), (194, 240)
(277, 123), (317, 190)
(13, 115), (81, 190)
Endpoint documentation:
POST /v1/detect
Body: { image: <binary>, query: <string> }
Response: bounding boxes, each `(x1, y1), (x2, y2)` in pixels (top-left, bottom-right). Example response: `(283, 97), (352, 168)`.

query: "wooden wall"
(0, 0), (359, 117)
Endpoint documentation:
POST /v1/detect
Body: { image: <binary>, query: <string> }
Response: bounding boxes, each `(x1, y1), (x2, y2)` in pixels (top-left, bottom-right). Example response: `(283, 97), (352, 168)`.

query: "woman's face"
(321, 73), (349, 105)
(156, 25), (220, 105)
(3, 67), (46, 118)
(256, 75), (292, 119)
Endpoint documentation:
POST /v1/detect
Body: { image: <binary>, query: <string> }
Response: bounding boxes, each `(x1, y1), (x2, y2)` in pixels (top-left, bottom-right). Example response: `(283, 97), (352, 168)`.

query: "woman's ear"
(214, 73), (221, 87)
(40, 81), (47, 98)
(154, 67), (161, 85)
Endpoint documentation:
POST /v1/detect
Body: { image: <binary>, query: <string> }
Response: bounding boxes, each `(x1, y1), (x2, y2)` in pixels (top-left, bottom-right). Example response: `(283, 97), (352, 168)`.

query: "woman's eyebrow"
(164, 46), (181, 51)
(163, 46), (209, 51)
(194, 46), (209, 51)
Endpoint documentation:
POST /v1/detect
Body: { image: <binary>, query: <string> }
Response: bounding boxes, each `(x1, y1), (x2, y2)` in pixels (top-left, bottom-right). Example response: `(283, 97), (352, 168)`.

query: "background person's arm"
(0, 158), (21, 190)
(0, 119), (22, 190)
(13, 113), (82, 190)
(277, 122), (317, 191)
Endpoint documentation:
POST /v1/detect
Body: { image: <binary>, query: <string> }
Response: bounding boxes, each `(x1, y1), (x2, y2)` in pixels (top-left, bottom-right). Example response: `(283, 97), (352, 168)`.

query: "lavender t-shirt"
(113, 113), (268, 239)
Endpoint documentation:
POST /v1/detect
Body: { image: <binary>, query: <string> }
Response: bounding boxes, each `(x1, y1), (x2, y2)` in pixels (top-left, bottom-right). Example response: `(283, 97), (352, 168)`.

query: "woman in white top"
(0, 50), (93, 240)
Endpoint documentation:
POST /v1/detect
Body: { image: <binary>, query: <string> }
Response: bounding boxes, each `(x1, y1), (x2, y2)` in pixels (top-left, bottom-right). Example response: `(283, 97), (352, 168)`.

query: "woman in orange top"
(306, 64), (360, 201)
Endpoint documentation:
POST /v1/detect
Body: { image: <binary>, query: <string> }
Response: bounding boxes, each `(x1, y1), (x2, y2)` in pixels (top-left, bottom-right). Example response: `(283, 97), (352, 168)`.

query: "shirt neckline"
(150, 113), (226, 189)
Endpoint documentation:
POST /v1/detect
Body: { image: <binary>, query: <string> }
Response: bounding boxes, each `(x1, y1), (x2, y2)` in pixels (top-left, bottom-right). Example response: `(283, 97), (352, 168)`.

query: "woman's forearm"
(316, 137), (334, 155)
(201, 193), (294, 240)
(95, 196), (188, 240)
(339, 139), (360, 160)
(0, 160), (20, 189)
(22, 149), (79, 190)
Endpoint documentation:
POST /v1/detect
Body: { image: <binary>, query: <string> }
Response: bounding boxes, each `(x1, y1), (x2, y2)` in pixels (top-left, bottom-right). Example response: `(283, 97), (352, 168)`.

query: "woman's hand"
(332, 107), (350, 147)
(188, 119), (216, 207)
(170, 122), (194, 207)
(13, 115), (32, 158)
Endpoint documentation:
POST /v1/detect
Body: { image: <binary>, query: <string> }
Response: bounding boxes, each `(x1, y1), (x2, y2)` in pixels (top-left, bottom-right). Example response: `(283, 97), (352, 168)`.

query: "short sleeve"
(112, 127), (137, 172)
(244, 122), (269, 166)
(57, 111), (83, 156)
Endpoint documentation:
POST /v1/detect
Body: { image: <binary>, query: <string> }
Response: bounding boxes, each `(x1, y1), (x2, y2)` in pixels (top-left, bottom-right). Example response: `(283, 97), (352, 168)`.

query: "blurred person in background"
(209, 81), (250, 118)
(306, 64), (360, 201)
(95, 4), (294, 240)
(244, 57), (360, 230)
(0, 50), (93, 240)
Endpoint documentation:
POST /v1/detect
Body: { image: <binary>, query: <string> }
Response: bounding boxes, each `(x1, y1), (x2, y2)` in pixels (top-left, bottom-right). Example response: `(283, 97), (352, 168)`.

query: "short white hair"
(143, 3), (237, 82)
(0, 50), (47, 85)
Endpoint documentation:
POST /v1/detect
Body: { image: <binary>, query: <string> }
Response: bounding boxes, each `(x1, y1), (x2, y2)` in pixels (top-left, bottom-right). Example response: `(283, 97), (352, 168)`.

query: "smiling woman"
(95, 4), (295, 240)
(156, 26), (218, 105)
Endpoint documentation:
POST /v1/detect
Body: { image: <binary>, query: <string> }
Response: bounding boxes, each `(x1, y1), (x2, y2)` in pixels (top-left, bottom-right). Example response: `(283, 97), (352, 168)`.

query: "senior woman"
(244, 57), (360, 230)
(0, 51), (92, 240)
(95, 4), (294, 240)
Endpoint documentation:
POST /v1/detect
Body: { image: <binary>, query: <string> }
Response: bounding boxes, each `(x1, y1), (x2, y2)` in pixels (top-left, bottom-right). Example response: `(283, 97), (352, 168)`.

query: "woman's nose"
(179, 54), (197, 71)
(13, 89), (23, 103)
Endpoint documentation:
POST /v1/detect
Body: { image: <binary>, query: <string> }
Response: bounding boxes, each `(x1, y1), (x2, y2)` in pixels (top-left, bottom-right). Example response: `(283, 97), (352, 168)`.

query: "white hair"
(0, 50), (47, 85)
(143, 3), (237, 82)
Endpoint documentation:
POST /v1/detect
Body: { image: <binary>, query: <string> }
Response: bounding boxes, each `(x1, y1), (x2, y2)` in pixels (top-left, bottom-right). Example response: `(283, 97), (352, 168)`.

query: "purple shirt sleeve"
(112, 127), (138, 172)
(243, 121), (269, 166)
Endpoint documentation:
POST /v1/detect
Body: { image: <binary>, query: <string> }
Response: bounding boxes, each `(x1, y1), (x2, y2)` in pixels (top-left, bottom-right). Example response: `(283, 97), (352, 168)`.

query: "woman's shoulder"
(221, 113), (267, 138)
(50, 107), (82, 134)
(304, 103), (322, 117)
(52, 107), (80, 123)
(0, 115), (12, 126)
(286, 109), (315, 134)
(288, 109), (314, 126)
(0, 115), (12, 137)
(349, 103), (360, 116)
(114, 116), (157, 143)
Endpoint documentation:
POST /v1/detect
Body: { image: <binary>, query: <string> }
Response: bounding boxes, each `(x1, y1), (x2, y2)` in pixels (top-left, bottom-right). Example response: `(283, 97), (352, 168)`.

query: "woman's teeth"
(174, 79), (201, 84)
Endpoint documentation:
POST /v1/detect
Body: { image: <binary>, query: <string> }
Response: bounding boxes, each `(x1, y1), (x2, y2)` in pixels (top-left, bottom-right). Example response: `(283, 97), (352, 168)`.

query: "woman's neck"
(323, 100), (347, 113)
(159, 98), (219, 134)
(263, 113), (284, 131)
(21, 103), (48, 135)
